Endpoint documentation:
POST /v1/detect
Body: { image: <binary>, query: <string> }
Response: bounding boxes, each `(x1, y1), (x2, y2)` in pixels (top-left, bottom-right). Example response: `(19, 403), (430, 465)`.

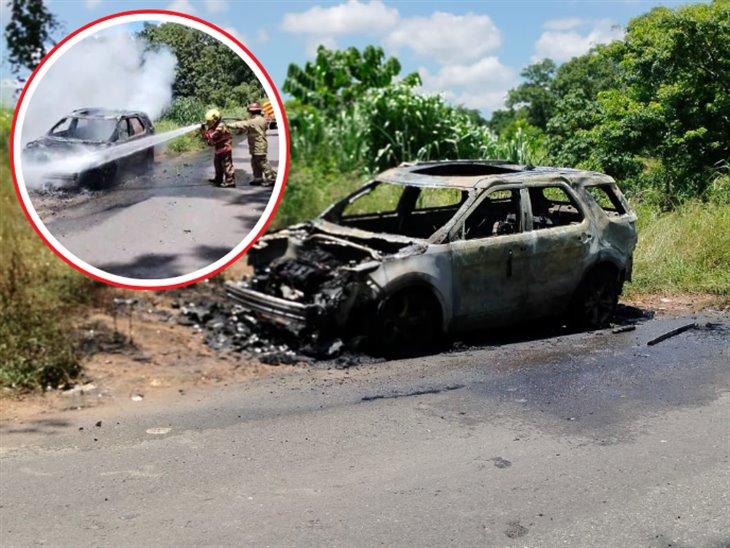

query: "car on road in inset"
(227, 160), (638, 355)
(23, 108), (155, 189)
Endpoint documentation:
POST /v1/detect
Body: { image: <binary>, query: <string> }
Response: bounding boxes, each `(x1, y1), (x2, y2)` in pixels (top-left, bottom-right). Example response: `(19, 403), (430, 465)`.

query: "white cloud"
(205, 0), (228, 13)
(305, 36), (338, 57)
(281, 0), (399, 37)
(85, 0), (102, 8)
(167, 0), (196, 15)
(223, 27), (250, 45)
(386, 12), (500, 64)
(257, 28), (269, 44)
(543, 17), (585, 31)
(419, 57), (517, 112)
(450, 89), (512, 113)
(533, 19), (624, 62)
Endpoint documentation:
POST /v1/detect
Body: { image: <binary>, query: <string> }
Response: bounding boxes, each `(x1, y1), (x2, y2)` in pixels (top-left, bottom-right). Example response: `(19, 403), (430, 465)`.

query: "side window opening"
(342, 182), (403, 217)
(50, 117), (72, 136)
(457, 188), (522, 241)
(338, 184), (468, 239)
(585, 184), (627, 216)
(529, 186), (583, 229)
(129, 117), (145, 136)
(116, 119), (130, 141)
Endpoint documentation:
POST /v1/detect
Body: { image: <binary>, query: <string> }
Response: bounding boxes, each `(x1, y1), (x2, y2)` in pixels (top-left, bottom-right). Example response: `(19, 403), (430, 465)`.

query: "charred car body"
(23, 108), (155, 189)
(227, 161), (638, 354)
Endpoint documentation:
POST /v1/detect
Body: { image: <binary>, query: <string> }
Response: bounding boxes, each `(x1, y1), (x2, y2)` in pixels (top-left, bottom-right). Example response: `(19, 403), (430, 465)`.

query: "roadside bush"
(629, 200), (730, 295)
(154, 118), (206, 153)
(164, 96), (207, 125)
(0, 108), (94, 391)
(271, 163), (366, 230)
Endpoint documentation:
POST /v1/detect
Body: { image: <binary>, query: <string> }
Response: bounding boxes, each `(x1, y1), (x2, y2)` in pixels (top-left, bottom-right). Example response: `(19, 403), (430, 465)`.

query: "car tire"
(569, 267), (621, 329)
(80, 162), (117, 190)
(374, 287), (442, 357)
(144, 147), (154, 169)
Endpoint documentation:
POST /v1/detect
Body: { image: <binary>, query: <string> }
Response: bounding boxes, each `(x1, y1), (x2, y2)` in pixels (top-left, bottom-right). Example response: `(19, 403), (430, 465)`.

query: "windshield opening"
(326, 181), (468, 240)
(49, 116), (118, 142)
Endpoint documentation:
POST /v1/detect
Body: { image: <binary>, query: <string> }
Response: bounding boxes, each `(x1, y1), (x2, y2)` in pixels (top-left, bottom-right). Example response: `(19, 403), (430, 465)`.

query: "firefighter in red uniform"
(201, 108), (235, 188)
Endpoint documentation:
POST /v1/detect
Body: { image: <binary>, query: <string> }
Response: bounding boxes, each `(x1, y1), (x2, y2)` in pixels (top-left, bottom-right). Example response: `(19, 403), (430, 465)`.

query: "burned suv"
(227, 161), (637, 354)
(23, 108), (155, 189)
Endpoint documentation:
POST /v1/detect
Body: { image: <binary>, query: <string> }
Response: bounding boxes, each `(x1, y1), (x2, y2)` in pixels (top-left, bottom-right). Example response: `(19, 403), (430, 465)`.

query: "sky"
(1, 0), (695, 114)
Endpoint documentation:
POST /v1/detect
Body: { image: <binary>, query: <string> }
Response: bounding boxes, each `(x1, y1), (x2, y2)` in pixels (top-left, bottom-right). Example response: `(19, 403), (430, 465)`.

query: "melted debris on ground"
(171, 286), (660, 368)
(174, 293), (372, 368)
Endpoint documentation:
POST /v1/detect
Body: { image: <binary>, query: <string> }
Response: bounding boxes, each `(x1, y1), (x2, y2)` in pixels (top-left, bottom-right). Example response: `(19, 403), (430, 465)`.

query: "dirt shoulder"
(0, 277), (295, 423)
(1, 289), (727, 425)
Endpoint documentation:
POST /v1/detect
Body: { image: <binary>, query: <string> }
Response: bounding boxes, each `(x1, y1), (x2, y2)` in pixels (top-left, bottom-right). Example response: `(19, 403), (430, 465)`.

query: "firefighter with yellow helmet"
(230, 102), (277, 186)
(201, 108), (235, 188)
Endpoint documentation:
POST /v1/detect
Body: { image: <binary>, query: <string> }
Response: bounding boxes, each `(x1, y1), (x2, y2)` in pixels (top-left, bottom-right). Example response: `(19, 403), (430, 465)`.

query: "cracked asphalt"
(1, 312), (728, 547)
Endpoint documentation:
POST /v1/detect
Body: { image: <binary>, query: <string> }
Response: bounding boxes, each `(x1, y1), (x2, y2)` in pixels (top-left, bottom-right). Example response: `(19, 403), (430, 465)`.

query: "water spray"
(22, 124), (200, 188)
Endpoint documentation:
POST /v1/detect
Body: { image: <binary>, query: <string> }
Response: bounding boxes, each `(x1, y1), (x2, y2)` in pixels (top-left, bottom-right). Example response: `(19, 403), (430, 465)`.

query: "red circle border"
(9, 9), (290, 291)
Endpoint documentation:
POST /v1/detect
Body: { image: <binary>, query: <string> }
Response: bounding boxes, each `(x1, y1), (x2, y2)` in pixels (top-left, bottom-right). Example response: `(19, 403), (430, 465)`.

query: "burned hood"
(248, 220), (427, 269)
(23, 137), (107, 162)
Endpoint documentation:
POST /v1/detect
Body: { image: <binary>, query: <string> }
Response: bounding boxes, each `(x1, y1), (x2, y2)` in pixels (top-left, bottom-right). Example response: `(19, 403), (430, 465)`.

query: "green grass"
(628, 201), (730, 295)
(271, 163), (367, 230)
(154, 118), (207, 154)
(0, 108), (97, 392)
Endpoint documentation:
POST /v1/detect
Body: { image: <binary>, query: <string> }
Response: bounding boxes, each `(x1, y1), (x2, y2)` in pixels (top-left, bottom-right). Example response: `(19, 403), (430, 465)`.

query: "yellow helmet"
(205, 108), (221, 123)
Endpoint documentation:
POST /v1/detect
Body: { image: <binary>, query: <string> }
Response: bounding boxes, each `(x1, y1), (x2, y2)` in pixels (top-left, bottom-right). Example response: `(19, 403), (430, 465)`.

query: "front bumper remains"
(225, 283), (317, 329)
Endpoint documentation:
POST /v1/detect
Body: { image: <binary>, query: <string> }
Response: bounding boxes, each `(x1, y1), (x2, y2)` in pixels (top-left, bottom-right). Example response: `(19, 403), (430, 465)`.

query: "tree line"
(284, 0), (729, 206)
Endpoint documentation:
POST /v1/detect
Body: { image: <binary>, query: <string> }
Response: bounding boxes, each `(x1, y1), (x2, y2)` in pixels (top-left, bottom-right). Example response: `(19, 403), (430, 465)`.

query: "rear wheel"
(374, 288), (442, 357)
(569, 268), (621, 329)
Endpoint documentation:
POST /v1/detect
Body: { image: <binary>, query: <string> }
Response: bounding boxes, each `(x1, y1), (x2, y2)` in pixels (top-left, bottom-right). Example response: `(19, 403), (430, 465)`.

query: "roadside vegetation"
(0, 108), (97, 391)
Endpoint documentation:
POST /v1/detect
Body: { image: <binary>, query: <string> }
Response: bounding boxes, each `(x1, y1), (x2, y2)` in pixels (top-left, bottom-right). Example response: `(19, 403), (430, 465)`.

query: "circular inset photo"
(11, 11), (288, 289)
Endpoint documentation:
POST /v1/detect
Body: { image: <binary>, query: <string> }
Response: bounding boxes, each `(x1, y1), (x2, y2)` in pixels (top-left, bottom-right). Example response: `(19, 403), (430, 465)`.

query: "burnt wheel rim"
(380, 293), (434, 348)
(583, 277), (616, 327)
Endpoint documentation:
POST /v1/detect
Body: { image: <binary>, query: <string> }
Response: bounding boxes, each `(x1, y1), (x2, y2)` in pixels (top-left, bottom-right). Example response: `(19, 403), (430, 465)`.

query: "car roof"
(376, 160), (615, 189)
(68, 108), (149, 119)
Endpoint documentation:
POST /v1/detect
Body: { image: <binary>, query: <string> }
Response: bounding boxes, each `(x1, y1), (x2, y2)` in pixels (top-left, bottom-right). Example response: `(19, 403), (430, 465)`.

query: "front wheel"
(374, 288), (442, 357)
(569, 269), (621, 329)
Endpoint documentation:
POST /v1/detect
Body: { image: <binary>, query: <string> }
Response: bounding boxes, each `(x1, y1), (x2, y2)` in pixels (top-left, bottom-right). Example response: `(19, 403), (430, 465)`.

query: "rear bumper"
(225, 283), (316, 328)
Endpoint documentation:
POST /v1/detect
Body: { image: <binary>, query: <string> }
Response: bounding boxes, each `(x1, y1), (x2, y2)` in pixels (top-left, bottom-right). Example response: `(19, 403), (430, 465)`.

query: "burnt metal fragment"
(647, 322), (698, 346)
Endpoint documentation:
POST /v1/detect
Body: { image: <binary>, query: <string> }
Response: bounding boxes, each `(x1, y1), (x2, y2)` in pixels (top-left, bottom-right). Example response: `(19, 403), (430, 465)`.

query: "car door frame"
(446, 182), (531, 331)
(523, 179), (593, 317)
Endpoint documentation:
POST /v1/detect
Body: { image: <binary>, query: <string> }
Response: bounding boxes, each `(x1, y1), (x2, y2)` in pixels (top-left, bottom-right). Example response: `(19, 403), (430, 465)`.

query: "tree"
(545, 43), (623, 169)
(595, 0), (730, 198)
(542, 0), (730, 202)
(137, 22), (262, 117)
(4, 0), (60, 74)
(283, 45), (419, 110)
(505, 58), (557, 130)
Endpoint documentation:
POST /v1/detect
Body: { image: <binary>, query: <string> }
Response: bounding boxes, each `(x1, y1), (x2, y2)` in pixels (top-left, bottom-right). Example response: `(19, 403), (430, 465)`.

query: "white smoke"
(21, 30), (177, 145)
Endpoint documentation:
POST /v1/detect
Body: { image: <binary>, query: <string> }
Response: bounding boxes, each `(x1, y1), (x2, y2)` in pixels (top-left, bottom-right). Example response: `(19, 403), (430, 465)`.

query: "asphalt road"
(30, 133), (279, 279)
(1, 313), (728, 547)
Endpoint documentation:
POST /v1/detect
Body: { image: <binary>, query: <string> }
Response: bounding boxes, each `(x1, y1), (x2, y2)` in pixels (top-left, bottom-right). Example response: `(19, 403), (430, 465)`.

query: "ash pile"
(176, 298), (351, 366)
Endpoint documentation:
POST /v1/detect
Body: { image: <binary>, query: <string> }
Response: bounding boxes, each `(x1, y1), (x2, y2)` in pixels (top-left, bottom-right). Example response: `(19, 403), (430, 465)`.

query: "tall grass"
(288, 83), (547, 176)
(629, 201), (730, 295)
(0, 108), (96, 391)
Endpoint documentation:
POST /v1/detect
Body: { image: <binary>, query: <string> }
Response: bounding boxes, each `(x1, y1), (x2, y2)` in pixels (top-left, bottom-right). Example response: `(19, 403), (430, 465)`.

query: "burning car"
(227, 161), (638, 355)
(23, 108), (155, 189)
